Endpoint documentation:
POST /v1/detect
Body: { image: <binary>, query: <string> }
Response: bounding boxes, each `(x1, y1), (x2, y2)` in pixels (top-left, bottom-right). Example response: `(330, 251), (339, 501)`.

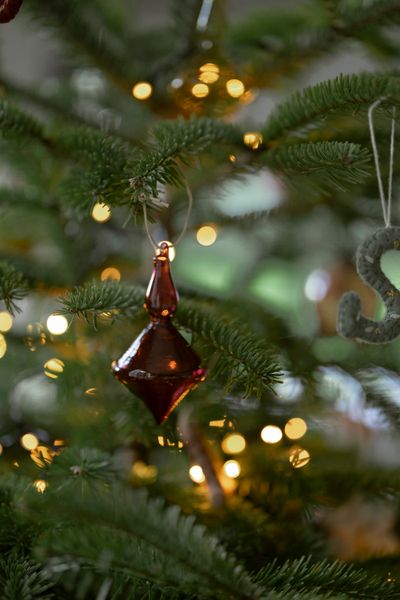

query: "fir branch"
(60, 281), (282, 393)
(254, 555), (399, 599)
(0, 100), (48, 145)
(0, 553), (54, 600)
(0, 262), (28, 315)
(265, 141), (371, 191)
(129, 118), (239, 203)
(263, 73), (400, 141)
(31, 484), (263, 600)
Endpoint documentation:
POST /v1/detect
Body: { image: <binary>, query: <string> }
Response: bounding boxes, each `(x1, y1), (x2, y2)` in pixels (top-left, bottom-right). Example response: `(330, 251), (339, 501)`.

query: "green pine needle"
(263, 73), (400, 141)
(265, 141), (371, 191)
(0, 262), (28, 315)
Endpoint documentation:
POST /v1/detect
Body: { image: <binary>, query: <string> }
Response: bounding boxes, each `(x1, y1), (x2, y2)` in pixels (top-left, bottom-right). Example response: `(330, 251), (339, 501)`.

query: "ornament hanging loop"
(142, 178), (193, 255)
(368, 98), (396, 227)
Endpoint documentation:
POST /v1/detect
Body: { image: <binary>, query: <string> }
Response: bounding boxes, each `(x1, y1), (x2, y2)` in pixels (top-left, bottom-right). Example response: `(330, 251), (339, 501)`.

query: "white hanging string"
(142, 178), (193, 253)
(368, 98), (396, 227)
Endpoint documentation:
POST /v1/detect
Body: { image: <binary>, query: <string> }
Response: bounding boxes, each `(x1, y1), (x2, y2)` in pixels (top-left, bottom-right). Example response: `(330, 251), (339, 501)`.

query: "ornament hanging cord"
(142, 178), (193, 253)
(368, 98), (396, 227)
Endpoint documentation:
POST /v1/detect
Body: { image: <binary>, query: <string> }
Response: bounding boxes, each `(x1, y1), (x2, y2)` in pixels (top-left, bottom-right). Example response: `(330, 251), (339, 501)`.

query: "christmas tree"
(1, 0), (400, 598)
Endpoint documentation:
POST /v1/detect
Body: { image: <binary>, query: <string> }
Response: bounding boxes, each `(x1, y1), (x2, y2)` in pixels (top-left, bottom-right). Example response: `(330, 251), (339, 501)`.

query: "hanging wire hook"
(368, 98), (396, 227)
(142, 178), (193, 253)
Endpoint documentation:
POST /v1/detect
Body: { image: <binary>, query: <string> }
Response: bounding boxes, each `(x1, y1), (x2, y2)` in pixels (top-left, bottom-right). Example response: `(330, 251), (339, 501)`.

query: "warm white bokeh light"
(132, 81), (153, 100)
(284, 418), (307, 440)
(189, 464), (205, 483)
(0, 311), (13, 332)
(21, 433), (39, 451)
(91, 202), (111, 223)
(223, 459), (241, 478)
(221, 433), (246, 454)
(226, 78), (245, 98)
(261, 425), (283, 444)
(46, 314), (69, 335)
(191, 83), (209, 98)
(196, 225), (217, 246)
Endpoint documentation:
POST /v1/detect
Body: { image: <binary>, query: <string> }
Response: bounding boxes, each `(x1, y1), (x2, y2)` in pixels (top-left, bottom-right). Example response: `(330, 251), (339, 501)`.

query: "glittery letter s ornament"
(112, 242), (206, 423)
(337, 100), (400, 344)
(0, 0), (22, 23)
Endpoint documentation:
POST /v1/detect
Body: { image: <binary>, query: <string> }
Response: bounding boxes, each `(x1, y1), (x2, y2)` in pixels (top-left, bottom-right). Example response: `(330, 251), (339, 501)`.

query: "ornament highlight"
(112, 242), (206, 423)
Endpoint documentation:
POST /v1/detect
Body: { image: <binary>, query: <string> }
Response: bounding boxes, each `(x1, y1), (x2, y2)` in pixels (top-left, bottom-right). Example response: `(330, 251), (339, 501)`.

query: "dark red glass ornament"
(0, 0), (22, 23)
(112, 243), (206, 423)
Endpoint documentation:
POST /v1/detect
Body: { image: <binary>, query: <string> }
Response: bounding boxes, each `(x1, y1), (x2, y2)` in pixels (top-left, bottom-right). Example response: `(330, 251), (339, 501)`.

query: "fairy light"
(33, 479), (48, 493)
(226, 78), (245, 98)
(85, 387), (97, 396)
(101, 267), (121, 281)
(289, 447), (310, 469)
(209, 419), (226, 427)
(131, 461), (158, 481)
(30, 445), (55, 468)
(44, 358), (65, 379)
(199, 62), (220, 84)
(189, 464), (205, 483)
(0, 334), (6, 359)
(196, 224), (217, 246)
(53, 439), (65, 447)
(221, 433), (246, 454)
(46, 314), (69, 335)
(243, 132), (263, 150)
(229, 154), (236, 163)
(261, 425), (283, 444)
(132, 81), (153, 100)
(91, 202), (111, 223)
(191, 83), (209, 98)
(156, 240), (176, 262)
(20, 433), (39, 451)
(284, 418), (307, 440)
(0, 311), (13, 332)
(223, 459), (241, 478)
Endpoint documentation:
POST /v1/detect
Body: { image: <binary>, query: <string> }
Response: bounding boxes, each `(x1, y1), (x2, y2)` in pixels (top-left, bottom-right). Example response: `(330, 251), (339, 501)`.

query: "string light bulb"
(261, 425), (283, 444)
(33, 479), (48, 493)
(91, 202), (111, 223)
(132, 81), (153, 100)
(221, 433), (246, 454)
(196, 224), (217, 246)
(189, 464), (205, 483)
(243, 132), (263, 150)
(226, 78), (245, 98)
(46, 314), (68, 335)
(191, 83), (209, 98)
(284, 418), (307, 440)
(223, 459), (241, 478)
(0, 311), (12, 332)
